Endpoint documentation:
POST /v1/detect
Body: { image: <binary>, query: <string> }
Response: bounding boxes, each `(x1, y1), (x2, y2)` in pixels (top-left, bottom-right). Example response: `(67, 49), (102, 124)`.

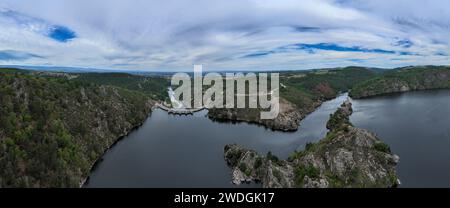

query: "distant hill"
(0, 67), (171, 101)
(73, 73), (170, 101)
(350, 66), (450, 98)
(209, 67), (378, 131)
(0, 65), (177, 76)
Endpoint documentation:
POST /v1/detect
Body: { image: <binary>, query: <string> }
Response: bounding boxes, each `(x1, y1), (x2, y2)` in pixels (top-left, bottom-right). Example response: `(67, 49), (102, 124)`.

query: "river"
(84, 90), (450, 188)
(84, 94), (348, 187)
(350, 89), (450, 188)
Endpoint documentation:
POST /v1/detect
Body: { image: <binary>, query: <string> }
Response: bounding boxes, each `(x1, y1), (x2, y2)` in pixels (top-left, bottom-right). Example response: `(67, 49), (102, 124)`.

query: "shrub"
(374, 142), (391, 153)
(294, 165), (320, 187)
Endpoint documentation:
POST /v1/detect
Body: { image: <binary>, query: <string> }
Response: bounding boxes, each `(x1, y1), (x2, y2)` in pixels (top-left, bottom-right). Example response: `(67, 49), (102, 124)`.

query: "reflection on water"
(84, 94), (348, 188)
(85, 90), (450, 188)
(351, 90), (450, 188)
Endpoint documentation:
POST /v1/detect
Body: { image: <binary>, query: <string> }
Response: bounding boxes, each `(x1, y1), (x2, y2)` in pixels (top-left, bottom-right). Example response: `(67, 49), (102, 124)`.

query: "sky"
(0, 0), (450, 71)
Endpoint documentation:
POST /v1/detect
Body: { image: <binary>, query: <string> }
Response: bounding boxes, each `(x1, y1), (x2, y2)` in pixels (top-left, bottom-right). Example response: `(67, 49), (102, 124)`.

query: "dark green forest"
(350, 66), (450, 98)
(0, 69), (154, 187)
(74, 73), (170, 101)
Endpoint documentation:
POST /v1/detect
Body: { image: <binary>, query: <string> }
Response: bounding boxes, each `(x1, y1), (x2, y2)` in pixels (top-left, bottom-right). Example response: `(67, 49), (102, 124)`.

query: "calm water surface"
(85, 90), (450, 188)
(350, 90), (450, 188)
(84, 94), (348, 188)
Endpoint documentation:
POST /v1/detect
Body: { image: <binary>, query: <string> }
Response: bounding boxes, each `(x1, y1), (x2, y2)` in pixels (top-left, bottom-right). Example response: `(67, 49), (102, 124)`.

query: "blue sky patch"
(0, 50), (43, 61)
(348, 59), (365, 63)
(242, 42), (418, 59)
(1, 9), (77, 43)
(394, 39), (413, 48)
(398, 51), (419, 56)
(48, 26), (77, 42)
(292, 26), (322, 32)
(242, 51), (273, 58)
(292, 43), (396, 54)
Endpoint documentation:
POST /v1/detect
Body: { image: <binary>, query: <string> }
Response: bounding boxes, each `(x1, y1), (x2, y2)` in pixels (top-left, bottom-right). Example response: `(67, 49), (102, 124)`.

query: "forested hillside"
(0, 69), (154, 187)
(350, 66), (450, 98)
(209, 67), (377, 131)
(74, 73), (170, 102)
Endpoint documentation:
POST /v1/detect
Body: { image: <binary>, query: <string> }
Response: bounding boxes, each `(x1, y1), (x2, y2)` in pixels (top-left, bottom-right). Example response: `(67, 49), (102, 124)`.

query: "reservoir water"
(350, 89), (450, 188)
(84, 94), (348, 187)
(85, 90), (450, 188)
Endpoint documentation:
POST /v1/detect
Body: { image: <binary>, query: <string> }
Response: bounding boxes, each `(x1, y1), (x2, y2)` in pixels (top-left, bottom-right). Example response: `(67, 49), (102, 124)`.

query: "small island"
(224, 100), (400, 188)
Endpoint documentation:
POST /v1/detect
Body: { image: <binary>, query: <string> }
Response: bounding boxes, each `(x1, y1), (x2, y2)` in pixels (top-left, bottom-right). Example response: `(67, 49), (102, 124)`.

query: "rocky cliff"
(0, 72), (154, 187)
(208, 98), (304, 132)
(350, 66), (450, 98)
(224, 100), (400, 188)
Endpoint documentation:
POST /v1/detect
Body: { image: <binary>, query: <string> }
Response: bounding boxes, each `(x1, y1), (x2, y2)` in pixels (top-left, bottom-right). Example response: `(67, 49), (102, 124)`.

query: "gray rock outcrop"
(224, 100), (400, 188)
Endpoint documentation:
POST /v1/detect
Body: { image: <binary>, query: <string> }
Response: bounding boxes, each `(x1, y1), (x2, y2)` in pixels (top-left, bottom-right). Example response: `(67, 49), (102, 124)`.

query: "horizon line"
(1, 64), (449, 74)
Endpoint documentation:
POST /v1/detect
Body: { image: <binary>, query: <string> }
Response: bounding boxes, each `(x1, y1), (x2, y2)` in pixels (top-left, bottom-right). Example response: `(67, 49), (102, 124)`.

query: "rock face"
(224, 145), (296, 188)
(208, 98), (303, 132)
(224, 100), (400, 188)
(326, 100), (353, 131)
(350, 66), (450, 98)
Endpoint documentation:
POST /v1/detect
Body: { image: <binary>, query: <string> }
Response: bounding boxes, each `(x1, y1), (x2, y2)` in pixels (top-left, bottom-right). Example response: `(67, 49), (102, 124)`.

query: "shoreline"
(79, 95), (344, 187)
(350, 87), (450, 99)
(79, 110), (154, 188)
(206, 94), (344, 132)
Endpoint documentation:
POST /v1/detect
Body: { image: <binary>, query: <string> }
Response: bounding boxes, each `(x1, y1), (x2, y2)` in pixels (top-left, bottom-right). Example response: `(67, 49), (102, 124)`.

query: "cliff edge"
(224, 100), (400, 188)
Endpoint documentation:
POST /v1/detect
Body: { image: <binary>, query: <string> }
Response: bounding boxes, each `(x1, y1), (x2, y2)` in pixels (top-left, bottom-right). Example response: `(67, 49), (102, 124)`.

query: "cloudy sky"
(0, 0), (449, 71)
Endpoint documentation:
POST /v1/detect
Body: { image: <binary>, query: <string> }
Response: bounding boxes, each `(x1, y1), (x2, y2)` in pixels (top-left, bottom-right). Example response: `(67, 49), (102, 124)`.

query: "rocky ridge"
(208, 98), (305, 132)
(350, 66), (450, 98)
(224, 100), (400, 188)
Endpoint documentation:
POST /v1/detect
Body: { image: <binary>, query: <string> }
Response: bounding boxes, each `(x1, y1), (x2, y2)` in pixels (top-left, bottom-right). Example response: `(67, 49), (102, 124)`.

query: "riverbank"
(80, 113), (152, 187)
(84, 94), (352, 187)
(0, 70), (156, 188)
(80, 89), (450, 188)
(207, 98), (325, 132)
(224, 100), (400, 188)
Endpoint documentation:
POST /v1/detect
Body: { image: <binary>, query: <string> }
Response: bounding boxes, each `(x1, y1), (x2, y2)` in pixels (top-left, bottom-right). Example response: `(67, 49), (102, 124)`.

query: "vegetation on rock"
(0, 69), (154, 187)
(224, 100), (400, 188)
(350, 66), (450, 98)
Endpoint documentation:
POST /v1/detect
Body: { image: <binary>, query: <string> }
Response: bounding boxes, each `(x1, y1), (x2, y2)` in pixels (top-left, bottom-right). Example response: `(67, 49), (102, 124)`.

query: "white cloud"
(0, 0), (449, 71)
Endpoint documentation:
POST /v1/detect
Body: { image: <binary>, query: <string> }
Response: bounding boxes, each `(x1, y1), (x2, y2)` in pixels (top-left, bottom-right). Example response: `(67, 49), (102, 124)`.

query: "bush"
(254, 157), (263, 169)
(266, 152), (283, 166)
(239, 163), (247, 173)
(294, 165), (320, 187)
(374, 142), (391, 153)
